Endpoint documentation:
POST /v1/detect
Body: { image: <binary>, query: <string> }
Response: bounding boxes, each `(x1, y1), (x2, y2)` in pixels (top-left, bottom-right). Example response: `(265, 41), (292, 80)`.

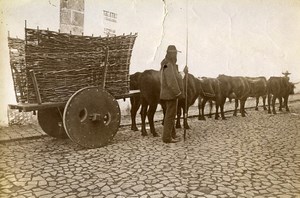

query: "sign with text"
(103, 10), (117, 36)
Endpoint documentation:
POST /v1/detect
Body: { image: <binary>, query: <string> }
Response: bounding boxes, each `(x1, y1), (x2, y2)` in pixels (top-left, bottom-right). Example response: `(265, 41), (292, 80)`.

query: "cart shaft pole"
(101, 47), (109, 89)
(29, 70), (42, 104)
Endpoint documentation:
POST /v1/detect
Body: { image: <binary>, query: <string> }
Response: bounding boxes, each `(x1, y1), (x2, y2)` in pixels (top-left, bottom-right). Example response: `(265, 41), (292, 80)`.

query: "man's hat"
(282, 70), (291, 76)
(167, 45), (181, 53)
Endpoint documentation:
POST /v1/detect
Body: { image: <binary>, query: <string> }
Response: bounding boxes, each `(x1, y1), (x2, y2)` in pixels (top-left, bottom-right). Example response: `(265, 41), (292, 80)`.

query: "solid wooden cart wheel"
(63, 87), (120, 148)
(37, 107), (68, 139)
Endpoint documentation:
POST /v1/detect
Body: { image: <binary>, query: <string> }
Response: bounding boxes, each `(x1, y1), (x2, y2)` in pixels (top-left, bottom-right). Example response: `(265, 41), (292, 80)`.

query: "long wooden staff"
(183, 0), (189, 141)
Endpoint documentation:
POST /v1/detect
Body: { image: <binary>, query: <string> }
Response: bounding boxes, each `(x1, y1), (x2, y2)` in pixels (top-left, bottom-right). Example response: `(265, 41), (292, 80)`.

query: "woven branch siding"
(9, 28), (137, 103)
(8, 38), (27, 103)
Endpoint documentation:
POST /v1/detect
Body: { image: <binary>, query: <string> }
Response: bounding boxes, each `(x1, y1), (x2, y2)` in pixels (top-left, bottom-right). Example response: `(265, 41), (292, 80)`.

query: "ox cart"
(8, 25), (138, 148)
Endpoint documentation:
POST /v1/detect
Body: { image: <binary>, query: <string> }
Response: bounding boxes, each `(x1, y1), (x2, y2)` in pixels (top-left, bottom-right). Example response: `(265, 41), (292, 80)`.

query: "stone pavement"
(0, 97), (300, 197)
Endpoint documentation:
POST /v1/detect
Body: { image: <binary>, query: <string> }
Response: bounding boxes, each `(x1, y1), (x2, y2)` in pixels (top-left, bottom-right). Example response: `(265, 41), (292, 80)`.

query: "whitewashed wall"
(1, 0), (300, 125)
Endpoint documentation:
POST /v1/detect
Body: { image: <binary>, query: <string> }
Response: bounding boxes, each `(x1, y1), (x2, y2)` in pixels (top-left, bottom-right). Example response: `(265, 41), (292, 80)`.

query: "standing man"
(282, 70), (291, 81)
(160, 45), (184, 143)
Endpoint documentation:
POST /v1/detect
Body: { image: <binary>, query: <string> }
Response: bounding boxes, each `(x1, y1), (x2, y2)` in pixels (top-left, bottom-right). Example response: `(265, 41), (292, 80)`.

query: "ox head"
(289, 82), (299, 95)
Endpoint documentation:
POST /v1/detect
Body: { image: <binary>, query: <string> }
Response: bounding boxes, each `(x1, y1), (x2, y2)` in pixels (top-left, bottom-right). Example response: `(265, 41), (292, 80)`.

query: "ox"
(246, 77), (268, 111)
(176, 73), (201, 129)
(197, 77), (222, 120)
(267, 77), (295, 114)
(197, 77), (235, 120)
(138, 69), (162, 137)
(129, 72), (142, 131)
(217, 75), (251, 117)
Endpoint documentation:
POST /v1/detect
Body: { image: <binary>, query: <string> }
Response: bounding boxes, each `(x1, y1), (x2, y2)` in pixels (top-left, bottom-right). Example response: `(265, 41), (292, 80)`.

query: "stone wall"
(7, 109), (38, 126)
(60, 0), (84, 35)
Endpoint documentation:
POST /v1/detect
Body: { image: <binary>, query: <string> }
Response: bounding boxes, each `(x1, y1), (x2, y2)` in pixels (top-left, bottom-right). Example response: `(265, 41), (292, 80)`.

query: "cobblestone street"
(1, 99), (300, 197)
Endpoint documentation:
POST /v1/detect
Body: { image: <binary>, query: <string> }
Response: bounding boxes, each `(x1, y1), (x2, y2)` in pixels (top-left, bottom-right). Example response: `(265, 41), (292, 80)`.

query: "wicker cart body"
(8, 27), (138, 148)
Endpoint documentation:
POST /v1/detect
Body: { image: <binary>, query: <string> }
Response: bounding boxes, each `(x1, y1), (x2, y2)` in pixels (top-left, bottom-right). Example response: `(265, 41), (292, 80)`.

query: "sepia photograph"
(0, 0), (300, 197)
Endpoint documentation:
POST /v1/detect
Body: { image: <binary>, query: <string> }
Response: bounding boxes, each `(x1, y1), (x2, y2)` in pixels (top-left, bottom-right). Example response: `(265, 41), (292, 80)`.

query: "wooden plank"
(8, 102), (65, 112)
(115, 90), (140, 100)
(8, 90), (140, 111)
